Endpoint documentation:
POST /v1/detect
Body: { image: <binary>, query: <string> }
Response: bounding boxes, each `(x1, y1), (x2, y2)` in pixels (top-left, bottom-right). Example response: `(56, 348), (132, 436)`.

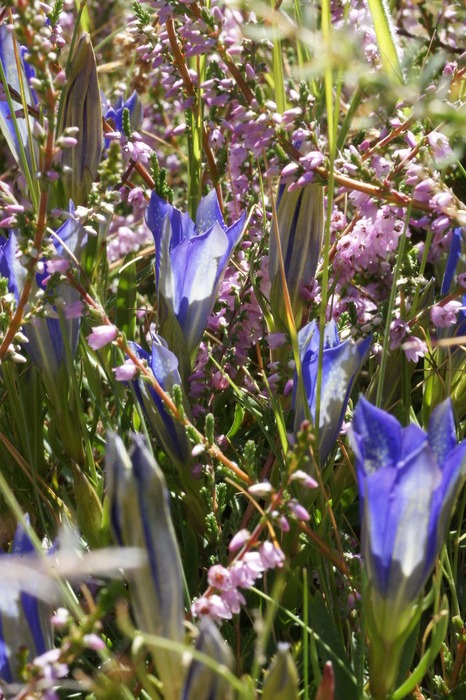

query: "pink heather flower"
(288, 499), (311, 521)
(63, 300), (84, 319)
(51, 607), (70, 629)
(402, 336), (428, 363)
(207, 564), (231, 591)
(230, 553), (264, 589)
(221, 587), (246, 614)
(248, 482), (274, 497)
(259, 541), (285, 569)
(45, 258), (69, 274)
(113, 361), (138, 381)
(229, 529), (251, 552)
(431, 300), (463, 328)
(191, 594), (232, 621)
(458, 273), (466, 289)
(290, 470), (318, 489)
(389, 319), (409, 350)
(300, 150), (324, 169)
(427, 131), (453, 162)
(87, 325), (118, 350)
(83, 634), (106, 651)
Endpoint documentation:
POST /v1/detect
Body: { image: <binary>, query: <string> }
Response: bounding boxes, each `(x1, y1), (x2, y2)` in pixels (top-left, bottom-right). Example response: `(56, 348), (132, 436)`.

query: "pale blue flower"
(146, 190), (246, 357)
(294, 320), (371, 464)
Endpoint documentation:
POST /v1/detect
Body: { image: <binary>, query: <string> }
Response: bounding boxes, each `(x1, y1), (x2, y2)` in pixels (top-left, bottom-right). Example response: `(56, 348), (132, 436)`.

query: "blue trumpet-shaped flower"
(294, 320), (371, 465)
(129, 335), (192, 466)
(0, 206), (86, 376)
(146, 190), (246, 360)
(181, 619), (233, 700)
(0, 516), (53, 682)
(349, 397), (466, 696)
(0, 25), (37, 173)
(351, 397), (466, 614)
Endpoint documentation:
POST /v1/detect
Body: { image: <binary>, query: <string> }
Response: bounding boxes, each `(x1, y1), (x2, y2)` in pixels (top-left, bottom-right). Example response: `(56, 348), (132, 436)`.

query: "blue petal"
(0, 618), (13, 682)
(351, 397), (402, 475)
(428, 398), (457, 465)
(169, 223), (229, 353)
(195, 190), (225, 234)
(317, 336), (371, 463)
(0, 234), (20, 300)
(425, 439), (466, 575)
(384, 442), (439, 601)
(441, 227), (463, 295)
(0, 26), (36, 168)
(11, 515), (34, 555)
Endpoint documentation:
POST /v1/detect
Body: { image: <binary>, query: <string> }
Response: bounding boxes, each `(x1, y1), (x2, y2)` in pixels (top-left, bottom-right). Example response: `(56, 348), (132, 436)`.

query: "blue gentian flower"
(103, 91), (142, 133)
(0, 205), (86, 376)
(0, 516), (53, 682)
(0, 25), (38, 172)
(351, 397), (466, 632)
(349, 397), (466, 696)
(294, 320), (371, 464)
(269, 181), (324, 327)
(129, 335), (192, 466)
(106, 433), (185, 697)
(146, 190), (246, 359)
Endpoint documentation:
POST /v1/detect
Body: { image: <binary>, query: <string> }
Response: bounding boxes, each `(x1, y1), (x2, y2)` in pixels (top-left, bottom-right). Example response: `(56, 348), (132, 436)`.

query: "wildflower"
(146, 189), (246, 361)
(106, 432), (185, 698)
(349, 397), (466, 698)
(58, 33), (103, 205)
(228, 529), (250, 552)
(441, 227), (464, 294)
(0, 206), (86, 377)
(128, 336), (192, 466)
(431, 300), (463, 328)
(181, 620), (233, 700)
(294, 320), (372, 465)
(103, 91), (143, 133)
(0, 25), (38, 172)
(87, 324), (118, 350)
(269, 181), (324, 327)
(0, 517), (53, 682)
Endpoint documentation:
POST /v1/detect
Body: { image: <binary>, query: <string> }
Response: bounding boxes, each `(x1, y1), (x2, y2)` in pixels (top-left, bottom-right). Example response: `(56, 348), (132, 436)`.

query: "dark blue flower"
(146, 190), (246, 357)
(441, 227), (463, 294)
(294, 320), (371, 464)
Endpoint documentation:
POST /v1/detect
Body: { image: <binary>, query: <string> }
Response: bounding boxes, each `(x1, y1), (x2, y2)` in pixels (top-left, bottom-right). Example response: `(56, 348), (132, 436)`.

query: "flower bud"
(58, 33), (103, 205)
(181, 620), (233, 700)
(262, 644), (299, 700)
(106, 433), (185, 697)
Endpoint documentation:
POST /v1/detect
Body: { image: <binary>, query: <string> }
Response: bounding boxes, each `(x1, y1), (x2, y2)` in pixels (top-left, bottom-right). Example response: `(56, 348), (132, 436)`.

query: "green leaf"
(115, 253), (137, 339)
(366, 0), (404, 84)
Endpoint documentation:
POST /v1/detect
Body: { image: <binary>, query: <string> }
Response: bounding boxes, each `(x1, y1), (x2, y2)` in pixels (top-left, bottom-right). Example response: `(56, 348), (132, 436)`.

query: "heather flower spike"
(294, 320), (372, 465)
(350, 397), (466, 698)
(269, 181), (324, 328)
(146, 189), (246, 364)
(181, 619), (234, 700)
(58, 33), (103, 205)
(106, 433), (185, 698)
(0, 516), (53, 682)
